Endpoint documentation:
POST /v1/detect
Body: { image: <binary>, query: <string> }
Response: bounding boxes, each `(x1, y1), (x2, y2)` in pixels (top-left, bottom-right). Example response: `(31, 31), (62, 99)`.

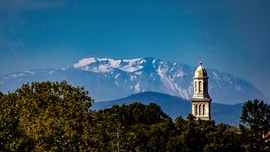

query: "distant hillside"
(91, 91), (243, 125)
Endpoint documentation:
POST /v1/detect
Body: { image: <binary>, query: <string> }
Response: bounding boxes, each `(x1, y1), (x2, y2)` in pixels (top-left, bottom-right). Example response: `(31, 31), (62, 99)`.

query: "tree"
(0, 91), (33, 151)
(0, 81), (94, 151)
(90, 102), (172, 151)
(240, 99), (270, 151)
(203, 123), (243, 152)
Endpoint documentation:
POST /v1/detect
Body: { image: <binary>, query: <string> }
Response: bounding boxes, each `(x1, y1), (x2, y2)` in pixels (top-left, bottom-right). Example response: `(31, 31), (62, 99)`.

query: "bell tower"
(190, 60), (212, 120)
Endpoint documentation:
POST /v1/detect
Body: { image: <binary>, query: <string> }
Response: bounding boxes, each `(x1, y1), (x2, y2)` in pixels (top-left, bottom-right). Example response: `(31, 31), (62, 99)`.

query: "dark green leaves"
(240, 99), (270, 151)
(1, 82), (268, 151)
(0, 81), (94, 151)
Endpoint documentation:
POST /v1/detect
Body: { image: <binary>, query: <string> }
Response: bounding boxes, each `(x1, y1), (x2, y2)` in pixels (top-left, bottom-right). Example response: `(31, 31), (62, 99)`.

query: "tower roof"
(194, 60), (208, 78)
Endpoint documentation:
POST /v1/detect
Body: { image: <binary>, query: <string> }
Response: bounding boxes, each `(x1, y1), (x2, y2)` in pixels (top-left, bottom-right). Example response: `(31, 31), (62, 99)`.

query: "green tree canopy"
(0, 81), (94, 151)
(240, 99), (270, 137)
(91, 102), (171, 151)
(240, 99), (270, 151)
(1, 81), (261, 151)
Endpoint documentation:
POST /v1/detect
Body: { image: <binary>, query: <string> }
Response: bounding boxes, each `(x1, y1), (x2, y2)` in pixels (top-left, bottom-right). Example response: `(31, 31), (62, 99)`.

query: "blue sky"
(0, 0), (270, 98)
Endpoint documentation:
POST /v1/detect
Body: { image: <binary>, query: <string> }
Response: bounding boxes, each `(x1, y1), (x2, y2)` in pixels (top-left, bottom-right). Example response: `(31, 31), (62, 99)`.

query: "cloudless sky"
(0, 0), (270, 97)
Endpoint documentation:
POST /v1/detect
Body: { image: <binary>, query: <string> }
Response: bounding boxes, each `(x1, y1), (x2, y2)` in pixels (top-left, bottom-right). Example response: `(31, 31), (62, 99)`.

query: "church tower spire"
(190, 59), (212, 120)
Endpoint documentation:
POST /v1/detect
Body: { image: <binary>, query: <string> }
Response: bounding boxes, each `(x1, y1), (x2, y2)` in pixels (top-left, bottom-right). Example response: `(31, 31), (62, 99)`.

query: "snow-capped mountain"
(0, 57), (267, 104)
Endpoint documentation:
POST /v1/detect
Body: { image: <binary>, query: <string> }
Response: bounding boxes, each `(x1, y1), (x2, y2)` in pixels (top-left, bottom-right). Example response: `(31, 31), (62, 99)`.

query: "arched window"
(198, 81), (201, 92)
(202, 104), (205, 116)
(194, 105), (197, 116)
(195, 81), (197, 92)
(198, 105), (201, 116)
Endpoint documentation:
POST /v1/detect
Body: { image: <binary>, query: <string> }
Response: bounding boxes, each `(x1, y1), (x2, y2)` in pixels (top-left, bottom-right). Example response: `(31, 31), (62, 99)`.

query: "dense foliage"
(0, 81), (93, 151)
(240, 99), (270, 151)
(0, 81), (269, 151)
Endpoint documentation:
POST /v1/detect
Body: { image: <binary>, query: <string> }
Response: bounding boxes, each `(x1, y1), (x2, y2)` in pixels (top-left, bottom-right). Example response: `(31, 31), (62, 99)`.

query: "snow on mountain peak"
(0, 56), (268, 104)
(121, 58), (145, 72)
(108, 59), (121, 68)
(73, 57), (146, 73)
(74, 58), (97, 68)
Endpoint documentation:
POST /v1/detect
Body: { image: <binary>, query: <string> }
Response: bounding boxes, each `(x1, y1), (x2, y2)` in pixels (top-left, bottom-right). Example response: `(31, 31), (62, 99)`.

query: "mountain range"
(0, 57), (268, 104)
(91, 91), (242, 125)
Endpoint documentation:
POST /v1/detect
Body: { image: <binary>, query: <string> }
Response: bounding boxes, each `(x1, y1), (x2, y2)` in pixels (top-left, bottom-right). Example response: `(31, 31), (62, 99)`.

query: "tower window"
(195, 81), (197, 92)
(199, 81), (201, 92)
(198, 105), (201, 116)
(202, 104), (205, 116)
(194, 105), (197, 116)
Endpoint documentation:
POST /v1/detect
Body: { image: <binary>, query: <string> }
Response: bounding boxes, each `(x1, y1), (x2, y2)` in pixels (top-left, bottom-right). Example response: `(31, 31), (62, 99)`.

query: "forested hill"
(91, 91), (242, 125)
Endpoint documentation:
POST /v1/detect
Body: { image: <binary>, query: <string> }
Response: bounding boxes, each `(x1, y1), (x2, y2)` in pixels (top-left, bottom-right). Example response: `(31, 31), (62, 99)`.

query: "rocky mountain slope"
(0, 57), (267, 104)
